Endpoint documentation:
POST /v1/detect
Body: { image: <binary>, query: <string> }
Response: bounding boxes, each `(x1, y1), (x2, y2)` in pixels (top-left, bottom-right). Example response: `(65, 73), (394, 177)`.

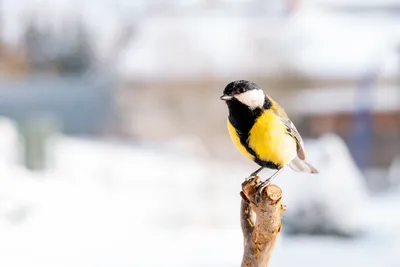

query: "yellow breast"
(227, 119), (255, 160)
(248, 110), (297, 165)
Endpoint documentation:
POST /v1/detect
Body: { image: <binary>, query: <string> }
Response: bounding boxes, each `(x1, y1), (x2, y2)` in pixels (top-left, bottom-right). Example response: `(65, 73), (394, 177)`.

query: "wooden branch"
(240, 177), (286, 267)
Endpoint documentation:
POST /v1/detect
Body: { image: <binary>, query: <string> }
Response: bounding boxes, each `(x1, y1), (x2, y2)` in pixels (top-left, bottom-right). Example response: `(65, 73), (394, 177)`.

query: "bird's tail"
(289, 157), (319, 174)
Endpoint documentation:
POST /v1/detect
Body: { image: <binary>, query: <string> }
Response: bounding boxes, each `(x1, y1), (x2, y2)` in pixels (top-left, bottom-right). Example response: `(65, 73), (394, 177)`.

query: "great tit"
(220, 80), (318, 193)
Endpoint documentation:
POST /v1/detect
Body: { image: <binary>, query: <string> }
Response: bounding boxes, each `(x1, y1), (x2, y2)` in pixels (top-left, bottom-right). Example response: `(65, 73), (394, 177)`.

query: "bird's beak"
(220, 95), (233, 101)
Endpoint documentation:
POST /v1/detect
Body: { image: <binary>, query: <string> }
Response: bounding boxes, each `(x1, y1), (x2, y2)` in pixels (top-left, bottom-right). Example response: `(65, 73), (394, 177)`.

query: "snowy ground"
(0, 121), (399, 266)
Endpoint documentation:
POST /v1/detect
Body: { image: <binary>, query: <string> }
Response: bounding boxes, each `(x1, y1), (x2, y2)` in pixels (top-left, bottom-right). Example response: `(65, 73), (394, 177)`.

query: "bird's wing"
(269, 97), (306, 160)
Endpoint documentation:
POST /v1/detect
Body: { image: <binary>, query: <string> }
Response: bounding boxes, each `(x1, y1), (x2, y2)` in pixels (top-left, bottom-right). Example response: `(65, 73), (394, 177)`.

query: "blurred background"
(1, 0), (400, 266)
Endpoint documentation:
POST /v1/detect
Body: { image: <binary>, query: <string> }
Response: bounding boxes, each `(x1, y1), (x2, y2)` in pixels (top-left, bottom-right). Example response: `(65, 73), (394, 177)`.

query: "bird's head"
(220, 80), (265, 109)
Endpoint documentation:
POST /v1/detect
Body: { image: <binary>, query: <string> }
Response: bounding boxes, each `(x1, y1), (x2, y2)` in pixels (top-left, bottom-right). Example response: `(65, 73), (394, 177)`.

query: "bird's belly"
(249, 111), (297, 166)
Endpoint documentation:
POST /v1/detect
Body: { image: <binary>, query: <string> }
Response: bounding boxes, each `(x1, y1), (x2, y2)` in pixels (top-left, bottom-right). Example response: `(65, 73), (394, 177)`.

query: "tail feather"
(289, 157), (319, 174)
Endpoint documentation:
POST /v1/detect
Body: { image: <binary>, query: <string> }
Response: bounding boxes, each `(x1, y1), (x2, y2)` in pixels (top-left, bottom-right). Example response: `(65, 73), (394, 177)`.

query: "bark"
(240, 177), (286, 267)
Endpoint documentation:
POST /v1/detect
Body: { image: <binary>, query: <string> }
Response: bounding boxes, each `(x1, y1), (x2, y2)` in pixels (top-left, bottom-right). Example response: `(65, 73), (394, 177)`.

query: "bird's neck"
(227, 97), (272, 130)
(263, 96), (272, 109)
(227, 99), (262, 131)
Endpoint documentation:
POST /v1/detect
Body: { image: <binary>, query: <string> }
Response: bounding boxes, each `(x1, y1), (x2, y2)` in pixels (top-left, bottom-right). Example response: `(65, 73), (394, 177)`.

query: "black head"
(220, 80), (266, 109)
(221, 80), (261, 100)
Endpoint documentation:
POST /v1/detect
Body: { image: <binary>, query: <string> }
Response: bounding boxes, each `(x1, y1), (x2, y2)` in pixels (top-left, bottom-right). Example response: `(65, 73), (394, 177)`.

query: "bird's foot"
(245, 167), (264, 182)
(255, 178), (272, 203)
(244, 174), (257, 182)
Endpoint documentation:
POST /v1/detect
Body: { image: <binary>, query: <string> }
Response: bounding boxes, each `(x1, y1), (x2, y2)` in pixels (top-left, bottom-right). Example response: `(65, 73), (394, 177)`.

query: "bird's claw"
(245, 174), (257, 182)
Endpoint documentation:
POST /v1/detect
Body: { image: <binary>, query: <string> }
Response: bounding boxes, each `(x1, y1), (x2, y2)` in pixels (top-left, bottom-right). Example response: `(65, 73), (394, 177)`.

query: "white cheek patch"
(235, 89), (265, 109)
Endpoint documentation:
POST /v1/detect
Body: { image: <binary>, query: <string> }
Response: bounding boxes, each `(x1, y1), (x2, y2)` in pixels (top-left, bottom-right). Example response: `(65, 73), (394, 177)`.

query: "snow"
(0, 133), (246, 267)
(3, 0), (400, 80)
(0, 118), (399, 266)
(276, 133), (369, 236)
(116, 13), (400, 81)
(286, 11), (400, 78)
(0, 117), (23, 167)
(116, 17), (272, 81)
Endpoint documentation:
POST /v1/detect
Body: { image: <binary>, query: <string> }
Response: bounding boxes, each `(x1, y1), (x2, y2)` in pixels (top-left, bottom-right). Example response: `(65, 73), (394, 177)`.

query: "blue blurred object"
(0, 75), (115, 135)
(351, 69), (377, 169)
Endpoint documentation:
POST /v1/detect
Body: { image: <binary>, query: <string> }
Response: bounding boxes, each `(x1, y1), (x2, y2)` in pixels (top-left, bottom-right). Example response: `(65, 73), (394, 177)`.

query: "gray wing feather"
(289, 157), (319, 173)
(277, 115), (306, 160)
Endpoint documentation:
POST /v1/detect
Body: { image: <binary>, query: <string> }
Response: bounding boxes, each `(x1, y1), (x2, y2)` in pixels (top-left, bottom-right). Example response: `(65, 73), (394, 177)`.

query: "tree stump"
(240, 176), (286, 267)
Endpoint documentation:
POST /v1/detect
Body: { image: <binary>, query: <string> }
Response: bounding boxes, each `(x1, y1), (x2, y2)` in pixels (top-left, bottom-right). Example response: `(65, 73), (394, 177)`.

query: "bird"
(220, 80), (318, 197)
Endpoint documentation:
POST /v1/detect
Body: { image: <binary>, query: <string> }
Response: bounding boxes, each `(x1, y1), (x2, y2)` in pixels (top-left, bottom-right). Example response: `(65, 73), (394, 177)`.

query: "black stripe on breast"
(227, 98), (280, 170)
(227, 99), (261, 157)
